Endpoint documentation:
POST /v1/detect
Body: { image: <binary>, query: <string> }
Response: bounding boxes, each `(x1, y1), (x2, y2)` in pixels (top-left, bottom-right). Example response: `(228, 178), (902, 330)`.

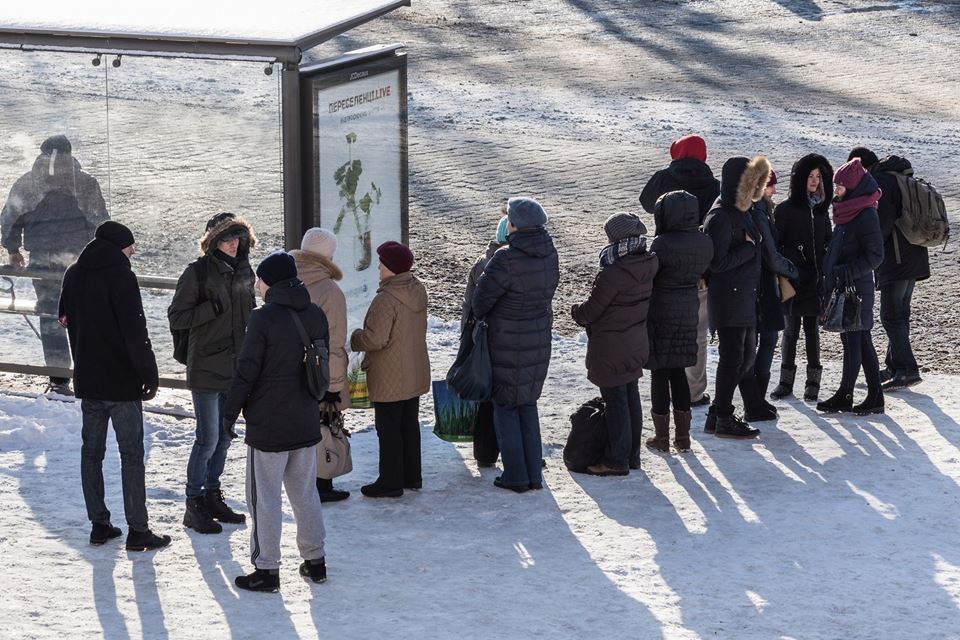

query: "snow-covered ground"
(2, 321), (960, 639)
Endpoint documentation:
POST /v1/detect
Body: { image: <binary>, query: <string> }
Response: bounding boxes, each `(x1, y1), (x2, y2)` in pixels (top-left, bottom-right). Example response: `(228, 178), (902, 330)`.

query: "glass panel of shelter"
(0, 49), (283, 382)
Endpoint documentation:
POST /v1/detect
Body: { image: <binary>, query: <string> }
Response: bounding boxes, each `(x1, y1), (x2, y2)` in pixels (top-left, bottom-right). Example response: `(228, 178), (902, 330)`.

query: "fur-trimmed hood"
(290, 248), (343, 285)
(787, 154), (834, 214)
(720, 155), (771, 213)
(198, 216), (257, 258)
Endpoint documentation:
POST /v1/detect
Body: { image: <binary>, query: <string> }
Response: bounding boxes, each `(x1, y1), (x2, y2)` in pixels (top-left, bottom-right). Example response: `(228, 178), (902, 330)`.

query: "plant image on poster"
(316, 69), (402, 332)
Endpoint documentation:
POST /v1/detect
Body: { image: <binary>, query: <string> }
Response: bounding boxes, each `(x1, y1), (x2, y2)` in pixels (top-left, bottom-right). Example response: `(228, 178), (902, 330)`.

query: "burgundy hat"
(377, 241), (414, 274)
(767, 170), (778, 187)
(833, 158), (867, 191)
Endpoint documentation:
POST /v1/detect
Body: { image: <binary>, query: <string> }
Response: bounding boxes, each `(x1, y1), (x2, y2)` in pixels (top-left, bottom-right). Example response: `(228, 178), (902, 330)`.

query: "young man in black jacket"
(223, 251), (329, 592)
(848, 148), (928, 390)
(58, 221), (170, 552)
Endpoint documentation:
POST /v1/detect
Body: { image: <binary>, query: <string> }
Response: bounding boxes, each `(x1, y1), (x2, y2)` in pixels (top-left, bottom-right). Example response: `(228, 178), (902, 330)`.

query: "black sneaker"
(493, 476), (529, 493)
(744, 405), (777, 423)
(184, 497), (223, 534)
(235, 568), (280, 593)
(299, 559), (327, 584)
(715, 414), (760, 439)
(90, 523), (122, 545)
(690, 394), (711, 407)
(881, 373), (922, 392)
(879, 368), (894, 384)
(125, 529), (172, 552)
(46, 380), (74, 396)
(204, 490), (246, 524)
(360, 482), (403, 498)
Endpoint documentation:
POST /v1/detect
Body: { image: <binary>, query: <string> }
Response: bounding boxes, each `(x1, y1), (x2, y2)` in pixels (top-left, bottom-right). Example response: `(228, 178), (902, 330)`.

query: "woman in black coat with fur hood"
(702, 155), (770, 439)
(771, 154), (834, 401)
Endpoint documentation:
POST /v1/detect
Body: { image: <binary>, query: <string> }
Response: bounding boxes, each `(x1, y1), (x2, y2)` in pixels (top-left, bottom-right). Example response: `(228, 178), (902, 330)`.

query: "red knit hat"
(377, 241), (414, 274)
(833, 158), (867, 191)
(767, 170), (778, 187)
(669, 135), (707, 163)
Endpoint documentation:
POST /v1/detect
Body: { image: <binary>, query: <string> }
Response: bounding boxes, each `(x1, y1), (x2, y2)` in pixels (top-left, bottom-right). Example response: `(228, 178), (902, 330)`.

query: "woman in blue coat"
(817, 158), (885, 415)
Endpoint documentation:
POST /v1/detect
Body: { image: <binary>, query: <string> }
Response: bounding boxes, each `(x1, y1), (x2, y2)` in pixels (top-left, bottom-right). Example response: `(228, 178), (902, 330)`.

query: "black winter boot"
(360, 480), (403, 498)
(741, 376), (777, 422)
(646, 412), (671, 452)
(816, 388), (854, 413)
(770, 367), (796, 400)
(184, 497), (223, 534)
(125, 529), (172, 552)
(756, 373), (778, 414)
(703, 405), (717, 434)
(90, 523), (122, 545)
(317, 477), (350, 503)
(235, 568), (280, 593)
(673, 409), (692, 453)
(853, 387), (885, 415)
(204, 490), (246, 524)
(804, 366), (823, 401)
(299, 558), (327, 583)
(715, 414), (760, 439)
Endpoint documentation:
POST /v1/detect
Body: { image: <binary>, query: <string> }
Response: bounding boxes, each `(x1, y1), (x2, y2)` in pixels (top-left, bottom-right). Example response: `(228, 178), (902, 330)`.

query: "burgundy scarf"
(832, 188), (882, 225)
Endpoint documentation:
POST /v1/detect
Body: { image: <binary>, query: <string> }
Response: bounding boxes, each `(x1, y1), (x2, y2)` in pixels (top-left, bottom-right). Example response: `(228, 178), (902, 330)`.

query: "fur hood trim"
(199, 217), (257, 256)
(289, 249), (343, 282)
(736, 155), (772, 213)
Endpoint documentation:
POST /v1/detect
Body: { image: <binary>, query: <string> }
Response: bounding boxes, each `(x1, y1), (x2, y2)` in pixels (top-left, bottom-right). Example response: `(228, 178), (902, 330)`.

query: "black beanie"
(95, 221), (135, 250)
(40, 135), (72, 155)
(256, 251), (297, 286)
(848, 147), (879, 169)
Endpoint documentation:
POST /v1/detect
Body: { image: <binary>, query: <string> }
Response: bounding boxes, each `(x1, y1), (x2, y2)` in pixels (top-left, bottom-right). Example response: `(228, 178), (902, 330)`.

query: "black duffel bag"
(563, 397), (607, 473)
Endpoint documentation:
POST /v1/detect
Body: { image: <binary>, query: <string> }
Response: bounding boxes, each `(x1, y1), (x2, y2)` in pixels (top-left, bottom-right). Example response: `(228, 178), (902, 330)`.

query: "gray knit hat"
(603, 212), (647, 242)
(506, 197), (547, 229)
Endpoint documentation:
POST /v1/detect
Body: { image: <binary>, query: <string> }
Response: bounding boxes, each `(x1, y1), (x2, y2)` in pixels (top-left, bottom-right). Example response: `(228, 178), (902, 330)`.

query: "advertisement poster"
(313, 61), (405, 333)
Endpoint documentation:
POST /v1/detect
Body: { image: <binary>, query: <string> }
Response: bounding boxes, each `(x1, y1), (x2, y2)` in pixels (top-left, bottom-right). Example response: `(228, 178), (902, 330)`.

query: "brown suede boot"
(673, 409), (693, 453)
(645, 412), (671, 452)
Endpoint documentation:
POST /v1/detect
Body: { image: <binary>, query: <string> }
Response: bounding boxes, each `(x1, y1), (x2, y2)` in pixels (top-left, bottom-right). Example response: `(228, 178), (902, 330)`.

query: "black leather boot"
(715, 414), (760, 439)
(853, 387), (885, 415)
(184, 497), (223, 534)
(816, 388), (854, 413)
(204, 490), (246, 524)
(703, 405), (717, 434)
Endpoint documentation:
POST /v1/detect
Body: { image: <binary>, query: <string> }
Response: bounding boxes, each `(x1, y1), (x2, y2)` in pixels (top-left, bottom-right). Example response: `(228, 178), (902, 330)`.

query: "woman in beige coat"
(291, 228), (351, 502)
(350, 241), (430, 498)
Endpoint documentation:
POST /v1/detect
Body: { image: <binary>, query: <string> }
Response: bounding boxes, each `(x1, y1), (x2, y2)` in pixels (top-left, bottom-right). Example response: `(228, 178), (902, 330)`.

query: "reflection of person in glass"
(0, 135), (108, 394)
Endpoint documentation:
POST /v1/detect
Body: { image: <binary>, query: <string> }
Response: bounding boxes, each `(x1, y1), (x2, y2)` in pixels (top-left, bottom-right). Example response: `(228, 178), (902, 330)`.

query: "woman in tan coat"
(350, 241), (430, 498)
(291, 228), (351, 502)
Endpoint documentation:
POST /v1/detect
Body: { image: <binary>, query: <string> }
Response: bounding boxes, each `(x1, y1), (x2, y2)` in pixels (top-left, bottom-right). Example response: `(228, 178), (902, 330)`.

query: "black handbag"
(820, 285), (863, 333)
(446, 317), (493, 401)
(286, 308), (330, 401)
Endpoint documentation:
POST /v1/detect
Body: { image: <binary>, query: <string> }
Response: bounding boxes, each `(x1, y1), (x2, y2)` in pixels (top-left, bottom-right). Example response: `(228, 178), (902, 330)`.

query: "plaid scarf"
(598, 236), (647, 268)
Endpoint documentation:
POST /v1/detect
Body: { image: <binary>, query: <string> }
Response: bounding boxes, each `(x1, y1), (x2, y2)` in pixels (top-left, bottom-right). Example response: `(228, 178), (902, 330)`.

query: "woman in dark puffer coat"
(644, 191), (713, 453)
(772, 154), (834, 401)
(817, 158), (885, 415)
(572, 212), (658, 474)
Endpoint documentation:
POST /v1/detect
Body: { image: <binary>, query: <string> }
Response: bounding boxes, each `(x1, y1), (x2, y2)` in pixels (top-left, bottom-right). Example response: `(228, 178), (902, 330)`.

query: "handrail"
(0, 266), (178, 290)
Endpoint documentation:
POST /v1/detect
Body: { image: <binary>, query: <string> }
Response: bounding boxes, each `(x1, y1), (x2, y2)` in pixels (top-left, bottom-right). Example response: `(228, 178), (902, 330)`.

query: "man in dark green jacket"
(168, 212), (256, 534)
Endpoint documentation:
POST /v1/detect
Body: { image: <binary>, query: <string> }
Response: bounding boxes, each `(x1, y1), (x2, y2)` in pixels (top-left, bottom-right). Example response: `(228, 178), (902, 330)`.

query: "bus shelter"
(0, 1), (410, 387)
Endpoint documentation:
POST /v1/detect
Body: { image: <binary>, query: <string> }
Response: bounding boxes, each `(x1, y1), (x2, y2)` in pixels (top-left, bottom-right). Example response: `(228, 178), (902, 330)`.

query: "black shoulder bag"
(286, 308), (330, 401)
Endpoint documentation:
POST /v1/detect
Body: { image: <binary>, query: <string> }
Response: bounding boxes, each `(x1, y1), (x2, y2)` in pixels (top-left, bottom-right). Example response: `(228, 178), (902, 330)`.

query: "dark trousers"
(755, 329), (779, 379)
(781, 315), (821, 369)
(714, 327), (757, 417)
(880, 278), (919, 377)
(80, 399), (149, 532)
(599, 381), (643, 471)
(373, 397), (422, 490)
(34, 278), (72, 377)
(472, 401), (500, 465)
(492, 402), (542, 487)
(840, 330), (881, 391)
(650, 368), (691, 414)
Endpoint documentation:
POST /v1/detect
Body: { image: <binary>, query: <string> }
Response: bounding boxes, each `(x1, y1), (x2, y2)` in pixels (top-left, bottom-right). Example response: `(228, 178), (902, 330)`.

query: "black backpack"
(171, 259), (208, 365)
(286, 307), (330, 401)
(563, 397), (607, 473)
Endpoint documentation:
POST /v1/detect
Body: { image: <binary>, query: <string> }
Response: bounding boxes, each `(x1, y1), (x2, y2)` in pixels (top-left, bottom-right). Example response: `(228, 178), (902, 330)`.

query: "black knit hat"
(95, 221), (135, 250)
(40, 135), (72, 155)
(256, 251), (297, 286)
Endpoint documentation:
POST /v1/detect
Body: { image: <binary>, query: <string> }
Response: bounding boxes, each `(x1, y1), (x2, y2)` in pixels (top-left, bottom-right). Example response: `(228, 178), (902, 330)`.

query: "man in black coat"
(848, 148), (929, 390)
(58, 221), (170, 552)
(702, 156), (770, 439)
(473, 197), (559, 492)
(222, 251), (329, 592)
(639, 134), (721, 408)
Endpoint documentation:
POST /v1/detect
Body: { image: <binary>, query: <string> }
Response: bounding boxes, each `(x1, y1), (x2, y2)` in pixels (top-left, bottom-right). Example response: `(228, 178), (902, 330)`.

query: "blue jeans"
(81, 400), (149, 531)
(755, 329), (779, 379)
(599, 381), (642, 470)
(492, 403), (542, 487)
(185, 391), (232, 498)
(880, 279), (919, 377)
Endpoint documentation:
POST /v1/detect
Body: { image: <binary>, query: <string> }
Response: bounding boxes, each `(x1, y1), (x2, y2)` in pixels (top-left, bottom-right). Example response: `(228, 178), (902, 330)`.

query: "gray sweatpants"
(246, 445), (326, 570)
(686, 285), (709, 402)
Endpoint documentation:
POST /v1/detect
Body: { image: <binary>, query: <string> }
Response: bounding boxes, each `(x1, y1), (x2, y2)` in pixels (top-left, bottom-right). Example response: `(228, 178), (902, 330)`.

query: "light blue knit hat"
(495, 215), (509, 244)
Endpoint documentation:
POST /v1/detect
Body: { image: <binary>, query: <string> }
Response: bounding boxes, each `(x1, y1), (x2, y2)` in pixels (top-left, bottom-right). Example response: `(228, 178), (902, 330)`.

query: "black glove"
(322, 390), (341, 405)
(141, 384), (158, 402)
(221, 418), (238, 440)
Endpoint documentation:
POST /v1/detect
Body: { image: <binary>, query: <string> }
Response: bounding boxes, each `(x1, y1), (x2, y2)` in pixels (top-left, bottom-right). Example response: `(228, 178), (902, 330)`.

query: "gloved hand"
(141, 384), (158, 401)
(221, 417), (238, 440)
(322, 390), (341, 405)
